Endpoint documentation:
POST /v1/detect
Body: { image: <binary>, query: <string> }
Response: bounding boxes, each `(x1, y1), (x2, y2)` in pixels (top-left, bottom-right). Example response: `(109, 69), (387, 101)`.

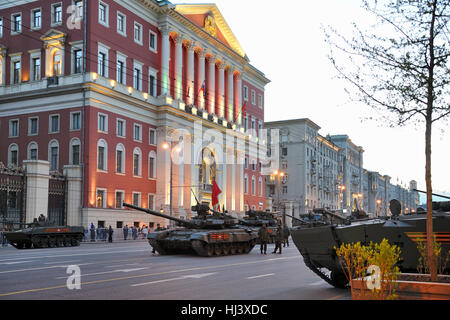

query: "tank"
(290, 200), (450, 288)
(122, 202), (258, 257)
(3, 214), (85, 249)
(238, 210), (280, 243)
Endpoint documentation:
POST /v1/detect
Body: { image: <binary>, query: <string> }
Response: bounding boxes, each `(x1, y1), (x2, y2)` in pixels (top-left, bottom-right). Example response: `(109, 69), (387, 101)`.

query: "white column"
(159, 25), (171, 96)
(217, 61), (225, 119)
(63, 165), (83, 226)
(197, 49), (206, 110)
(24, 160), (50, 223)
(186, 42), (195, 105)
(174, 34), (183, 101)
(207, 55), (216, 114)
(236, 73), (242, 125)
(227, 67), (234, 123)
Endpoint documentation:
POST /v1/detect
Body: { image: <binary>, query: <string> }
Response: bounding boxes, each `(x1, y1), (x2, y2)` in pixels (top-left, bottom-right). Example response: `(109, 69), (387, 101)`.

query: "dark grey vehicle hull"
(290, 213), (450, 288)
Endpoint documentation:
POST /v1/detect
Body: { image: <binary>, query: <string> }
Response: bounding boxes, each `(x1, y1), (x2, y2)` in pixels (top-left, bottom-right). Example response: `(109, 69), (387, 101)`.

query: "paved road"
(0, 241), (350, 300)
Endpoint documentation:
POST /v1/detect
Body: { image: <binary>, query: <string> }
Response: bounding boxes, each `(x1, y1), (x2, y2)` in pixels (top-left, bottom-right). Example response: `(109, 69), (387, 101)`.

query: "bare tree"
(324, 0), (450, 281)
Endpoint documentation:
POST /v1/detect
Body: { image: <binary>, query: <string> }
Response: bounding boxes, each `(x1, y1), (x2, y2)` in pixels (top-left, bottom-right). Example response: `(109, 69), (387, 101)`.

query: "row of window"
(97, 1), (158, 53)
(7, 138), (80, 171)
(8, 112), (81, 138)
(243, 85), (263, 109)
(97, 113), (157, 145)
(96, 189), (155, 210)
(97, 43), (158, 94)
(243, 175), (264, 197)
(0, 1), (83, 37)
(244, 157), (263, 172)
(96, 139), (157, 179)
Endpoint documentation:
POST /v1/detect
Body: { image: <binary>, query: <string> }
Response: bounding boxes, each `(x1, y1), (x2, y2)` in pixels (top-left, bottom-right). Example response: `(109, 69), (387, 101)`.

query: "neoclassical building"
(0, 0), (269, 229)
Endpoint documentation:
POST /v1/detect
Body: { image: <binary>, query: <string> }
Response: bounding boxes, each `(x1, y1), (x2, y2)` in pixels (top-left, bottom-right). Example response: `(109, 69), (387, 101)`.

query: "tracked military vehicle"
(123, 202), (258, 256)
(290, 200), (450, 288)
(238, 210), (280, 243)
(3, 214), (85, 249)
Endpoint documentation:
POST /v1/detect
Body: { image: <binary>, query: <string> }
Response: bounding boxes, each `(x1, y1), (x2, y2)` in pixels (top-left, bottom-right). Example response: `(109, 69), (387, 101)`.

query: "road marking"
(44, 260), (80, 265)
(0, 256), (297, 297)
(0, 248), (149, 263)
(309, 280), (326, 286)
(246, 273), (274, 280)
(55, 267), (149, 279)
(0, 262), (96, 275)
(0, 261), (35, 265)
(131, 272), (217, 287)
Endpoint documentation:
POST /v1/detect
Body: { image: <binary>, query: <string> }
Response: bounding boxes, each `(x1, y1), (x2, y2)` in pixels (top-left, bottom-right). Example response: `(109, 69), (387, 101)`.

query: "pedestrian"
(90, 223), (96, 242)
(142, 225), (148, 239)
(258, 224), (269, 254)
(102, 227), (107, 241)
(282, 224), (290, 247)
(123, 225), (129, 240)
(272, 225), (283, 254)
(132, 226), (137, 240)
(108, 226), (114, 243)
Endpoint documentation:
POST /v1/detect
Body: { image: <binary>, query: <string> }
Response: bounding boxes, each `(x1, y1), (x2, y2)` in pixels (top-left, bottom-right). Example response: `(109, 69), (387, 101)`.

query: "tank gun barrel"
(413, 189), (450, 200)
(122, 203), (195, 228)
(313, 208), (350, 224)
(284, 213), (309, 225)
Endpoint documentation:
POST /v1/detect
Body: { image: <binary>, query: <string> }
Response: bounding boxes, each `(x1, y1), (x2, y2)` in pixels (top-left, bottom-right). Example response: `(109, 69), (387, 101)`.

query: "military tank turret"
(238, 210), (280, 243)
(290, 199), (450, 288)
(3, 214), (85, 249)
(122, 202), (258, 257)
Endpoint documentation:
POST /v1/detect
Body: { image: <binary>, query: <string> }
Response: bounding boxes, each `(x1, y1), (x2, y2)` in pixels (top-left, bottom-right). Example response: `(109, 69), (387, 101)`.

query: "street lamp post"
(338, 185), (346, 211)
(162, 141), (181, 228)
(272, 170), (285, 223)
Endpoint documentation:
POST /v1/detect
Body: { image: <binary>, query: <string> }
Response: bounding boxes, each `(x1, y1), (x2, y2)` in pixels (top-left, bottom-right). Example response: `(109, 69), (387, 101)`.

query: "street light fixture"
(272, 169), (285, 217)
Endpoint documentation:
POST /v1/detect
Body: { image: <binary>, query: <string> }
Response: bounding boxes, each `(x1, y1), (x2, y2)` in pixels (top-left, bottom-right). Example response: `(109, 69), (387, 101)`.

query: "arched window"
(133, 147), (142, 177)
(148, 150), (156, 179)
(8, 143), (19, 167)
(27, 142), (38, 160)
(258, 177), (263, 196)
(251, 175), (256, 195)
(116, 143), (125, 174)
(244, 174), (248, 194)
(69, 138), (81, 165)
(48, 140), (59, 171)
(97, 139), (107, 171)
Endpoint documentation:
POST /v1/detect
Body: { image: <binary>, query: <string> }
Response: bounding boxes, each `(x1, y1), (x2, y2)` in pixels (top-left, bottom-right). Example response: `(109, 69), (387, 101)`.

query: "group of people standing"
(88, 224), (115, 242)
(258, 224), (290, 255)
(122, 225), (150, 241)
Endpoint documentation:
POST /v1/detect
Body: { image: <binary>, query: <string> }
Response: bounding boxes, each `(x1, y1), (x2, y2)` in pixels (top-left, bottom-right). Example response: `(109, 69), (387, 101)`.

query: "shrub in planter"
(335, 238), (401, 300)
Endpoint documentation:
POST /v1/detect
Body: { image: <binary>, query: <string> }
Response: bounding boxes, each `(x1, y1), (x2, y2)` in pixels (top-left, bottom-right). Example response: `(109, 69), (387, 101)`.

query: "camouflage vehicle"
(123, 202), (258, 257)
(238, 210), (280, 243)
(290, 200), (450, 288)
(3, 214), (85, 249)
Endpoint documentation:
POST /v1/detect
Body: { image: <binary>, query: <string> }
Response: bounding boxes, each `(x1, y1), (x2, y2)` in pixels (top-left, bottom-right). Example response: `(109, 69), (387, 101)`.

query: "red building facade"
(0, 0), (269, 228)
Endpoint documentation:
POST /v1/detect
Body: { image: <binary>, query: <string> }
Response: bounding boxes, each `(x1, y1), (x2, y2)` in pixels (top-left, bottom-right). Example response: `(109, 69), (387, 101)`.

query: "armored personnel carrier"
(123, 202), (258, 256)
(3, 214), (85, 249)
(290, 201), (450, 288)
(238, 210), (280, 243)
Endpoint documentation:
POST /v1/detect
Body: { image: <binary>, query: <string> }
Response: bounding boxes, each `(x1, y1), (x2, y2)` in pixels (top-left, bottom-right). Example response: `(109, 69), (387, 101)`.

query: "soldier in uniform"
(272, 225), (283, 254)
(258, 224), (269, 254)
(282, 224), (290, 247)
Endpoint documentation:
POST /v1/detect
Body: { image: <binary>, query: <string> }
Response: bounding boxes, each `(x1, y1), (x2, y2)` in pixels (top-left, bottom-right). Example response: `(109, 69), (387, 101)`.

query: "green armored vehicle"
(123, 202), (258, 256)
(3, 214), (85, 249)
(290, 200), (450, 288)
(238, 210), (280, 243)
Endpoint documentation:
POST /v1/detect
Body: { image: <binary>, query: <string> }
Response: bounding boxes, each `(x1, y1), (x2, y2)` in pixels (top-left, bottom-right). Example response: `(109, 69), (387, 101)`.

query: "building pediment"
(40, 29), (67, 42)
(174, 4), (246, 59)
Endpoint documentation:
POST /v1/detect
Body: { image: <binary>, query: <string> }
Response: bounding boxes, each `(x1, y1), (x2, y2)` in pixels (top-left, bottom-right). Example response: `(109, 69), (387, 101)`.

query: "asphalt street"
(0, 240), (350, 300)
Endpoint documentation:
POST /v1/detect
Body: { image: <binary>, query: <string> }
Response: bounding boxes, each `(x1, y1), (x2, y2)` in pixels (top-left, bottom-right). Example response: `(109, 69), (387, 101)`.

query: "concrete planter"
(351, 273), (450, 300)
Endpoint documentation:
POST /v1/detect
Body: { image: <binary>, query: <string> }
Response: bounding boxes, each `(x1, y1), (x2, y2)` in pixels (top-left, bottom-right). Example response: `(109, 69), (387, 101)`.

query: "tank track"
(191, 240), (256, 257)
(11, 235), (82, 249)
(302, 253), (349, 289)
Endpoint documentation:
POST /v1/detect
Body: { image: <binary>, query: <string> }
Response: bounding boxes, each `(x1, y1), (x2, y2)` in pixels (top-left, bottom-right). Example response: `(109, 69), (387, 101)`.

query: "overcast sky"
(172, 0), (450, 196)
